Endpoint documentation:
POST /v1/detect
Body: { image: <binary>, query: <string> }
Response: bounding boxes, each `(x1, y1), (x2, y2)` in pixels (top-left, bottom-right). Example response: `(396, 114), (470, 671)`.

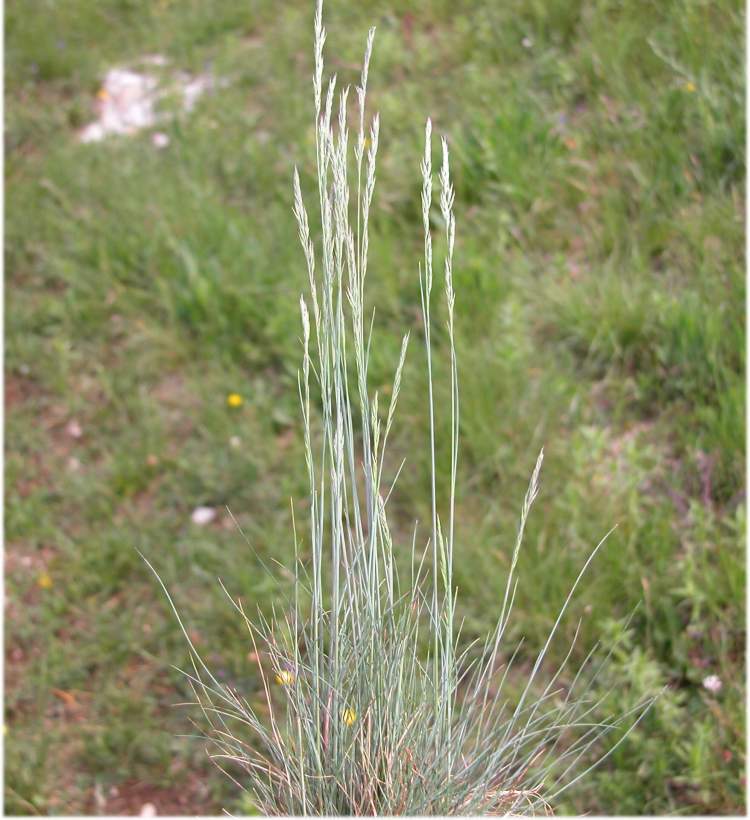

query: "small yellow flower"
(37, 573), (53, 590)
(275, 670), (295, 686)
(342, 708), (356, 726)
(226, 393), (244, 408)
(96, 88), (110, 101)
(684, 81), (696, 93)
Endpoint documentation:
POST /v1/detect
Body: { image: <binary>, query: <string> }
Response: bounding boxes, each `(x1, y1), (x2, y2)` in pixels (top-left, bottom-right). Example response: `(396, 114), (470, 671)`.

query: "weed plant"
(146, 2), (655, 814)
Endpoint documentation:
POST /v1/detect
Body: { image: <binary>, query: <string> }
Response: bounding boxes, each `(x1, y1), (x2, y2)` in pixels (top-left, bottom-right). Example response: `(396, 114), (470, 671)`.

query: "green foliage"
(4, 0), (744, 814)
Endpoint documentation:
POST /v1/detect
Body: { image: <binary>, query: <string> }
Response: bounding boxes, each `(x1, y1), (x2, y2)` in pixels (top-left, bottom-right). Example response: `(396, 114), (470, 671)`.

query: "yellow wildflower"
(275, 670), (295, 686)
(684, 81), (696, 93)
(342, 708), (356, 726)
(227, 393), (244, 408)
(37, 573), (53, 590)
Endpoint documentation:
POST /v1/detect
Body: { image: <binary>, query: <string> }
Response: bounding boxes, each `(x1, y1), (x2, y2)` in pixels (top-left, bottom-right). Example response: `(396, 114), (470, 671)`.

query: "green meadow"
(5, 0), (744, 814)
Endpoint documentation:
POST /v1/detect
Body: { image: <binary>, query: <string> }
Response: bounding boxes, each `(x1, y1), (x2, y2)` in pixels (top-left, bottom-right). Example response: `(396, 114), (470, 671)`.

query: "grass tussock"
(146, 3), (654, 813)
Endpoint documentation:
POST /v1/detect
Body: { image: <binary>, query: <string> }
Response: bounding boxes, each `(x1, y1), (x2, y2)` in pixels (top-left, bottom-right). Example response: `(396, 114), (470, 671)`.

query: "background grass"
(4, 0), (745, 814)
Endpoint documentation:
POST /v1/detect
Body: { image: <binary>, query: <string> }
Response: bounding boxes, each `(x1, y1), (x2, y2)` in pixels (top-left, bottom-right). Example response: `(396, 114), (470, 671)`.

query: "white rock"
(80, 122), (107, 143)
(78, 60), (222, 143)
(191, 506), (217, 526)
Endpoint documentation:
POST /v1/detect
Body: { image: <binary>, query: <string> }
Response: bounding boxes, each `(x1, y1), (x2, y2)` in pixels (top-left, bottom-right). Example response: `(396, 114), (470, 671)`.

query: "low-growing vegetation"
(5, 0), (744, 815)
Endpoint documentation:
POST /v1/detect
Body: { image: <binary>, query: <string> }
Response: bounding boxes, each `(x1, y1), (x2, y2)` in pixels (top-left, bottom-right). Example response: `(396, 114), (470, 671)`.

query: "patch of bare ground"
(151, 372), (200, 440)
(5, 372), (40, 410)
(87, 771), (219, 816)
